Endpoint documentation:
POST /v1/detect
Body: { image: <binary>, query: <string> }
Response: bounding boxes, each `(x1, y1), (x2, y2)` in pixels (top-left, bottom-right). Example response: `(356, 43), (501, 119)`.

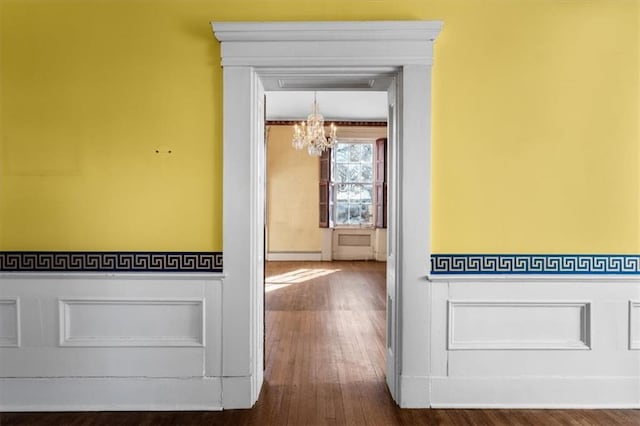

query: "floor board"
(2, 261), (638, 425)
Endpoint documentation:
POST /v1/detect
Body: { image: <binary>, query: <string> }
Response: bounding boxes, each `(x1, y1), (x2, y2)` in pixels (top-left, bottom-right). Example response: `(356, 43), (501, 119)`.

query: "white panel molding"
(58, 298), (204, 347)
(0, 377), (222, 412)
(447, 300), (591, 350)
(266, 251), (322, 261)
(0, 298), (20, 347)
(332, 228), (376, 260)
(630, 301), (640, 350)
(338, 233), (372, 247)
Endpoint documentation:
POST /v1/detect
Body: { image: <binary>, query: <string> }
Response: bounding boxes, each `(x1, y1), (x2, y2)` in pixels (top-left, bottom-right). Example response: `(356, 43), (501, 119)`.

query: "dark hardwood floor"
(2, 261), (639, 425)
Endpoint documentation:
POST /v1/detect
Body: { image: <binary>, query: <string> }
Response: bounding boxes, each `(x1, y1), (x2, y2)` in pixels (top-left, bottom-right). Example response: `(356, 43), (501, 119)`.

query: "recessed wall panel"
(0, 298), (19, 347)
(59, 298), (204, 347)
(448, 301), (591, 350)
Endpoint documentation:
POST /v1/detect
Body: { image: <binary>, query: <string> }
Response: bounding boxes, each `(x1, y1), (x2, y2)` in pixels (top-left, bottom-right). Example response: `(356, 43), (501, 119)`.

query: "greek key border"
(431, 254), (640, 275)
(0, 252), (223, 273)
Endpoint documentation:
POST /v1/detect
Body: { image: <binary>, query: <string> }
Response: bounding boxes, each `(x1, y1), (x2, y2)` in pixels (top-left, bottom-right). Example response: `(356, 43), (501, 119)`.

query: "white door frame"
(212, 21), (442, 409)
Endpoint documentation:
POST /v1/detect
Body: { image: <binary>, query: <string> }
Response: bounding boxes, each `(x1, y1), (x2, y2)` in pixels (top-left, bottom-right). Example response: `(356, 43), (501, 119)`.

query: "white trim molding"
(213, 21), (442, 67)
(630, 301), (640, 350)
(0, 298), (20, 347)
(447, 301), (591, 351)
(212, 20), (442, 408)
(0, 377), (222, 412)
(58, 298), (205, 348)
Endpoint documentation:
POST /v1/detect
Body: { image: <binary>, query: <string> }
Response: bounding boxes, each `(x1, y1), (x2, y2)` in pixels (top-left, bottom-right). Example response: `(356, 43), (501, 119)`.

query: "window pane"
(335, 144), (349, 162)
(361, 144), (373, 163)
(336, 184), (349, 201)
(336, 203), (348, 225)
(360, 165), (373, 182)
(348, 204), (361, 223)
(348, 164), (360, 182)
(360, 203), (373, 224)
(347, 184), (360, 201)
(335, 164), (349, 183)
(360, 184), (373, 202)
(349, 144), (362, 162)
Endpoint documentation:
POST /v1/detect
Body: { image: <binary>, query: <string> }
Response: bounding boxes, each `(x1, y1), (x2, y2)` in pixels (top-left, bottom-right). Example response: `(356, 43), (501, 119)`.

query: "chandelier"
(292, 92), (337, 156)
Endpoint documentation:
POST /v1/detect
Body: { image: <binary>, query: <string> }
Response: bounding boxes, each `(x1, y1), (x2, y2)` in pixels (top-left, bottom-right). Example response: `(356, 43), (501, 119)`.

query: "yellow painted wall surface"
(1, 0), (638, 254)
(267, 126), (321, 253)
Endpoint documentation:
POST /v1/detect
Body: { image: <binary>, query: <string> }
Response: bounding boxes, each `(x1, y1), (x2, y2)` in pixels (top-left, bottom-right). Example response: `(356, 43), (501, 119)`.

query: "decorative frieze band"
(431, 254), (640, 275)
(5, 252), (638, 275)
(0, 252), (223, 273)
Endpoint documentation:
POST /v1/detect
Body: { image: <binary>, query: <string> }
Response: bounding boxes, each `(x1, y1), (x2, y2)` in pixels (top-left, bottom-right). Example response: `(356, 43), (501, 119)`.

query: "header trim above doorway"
(211, 21), (443, 67)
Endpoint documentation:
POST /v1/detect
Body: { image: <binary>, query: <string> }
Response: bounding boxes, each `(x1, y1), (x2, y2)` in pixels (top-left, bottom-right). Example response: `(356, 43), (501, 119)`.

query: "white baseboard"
(0, 377), (222, 411)
(399, 375), (430, 408)
(430, 376), (640, 408)
(266, 251), (322, 261)
(222, 375), (254, 409)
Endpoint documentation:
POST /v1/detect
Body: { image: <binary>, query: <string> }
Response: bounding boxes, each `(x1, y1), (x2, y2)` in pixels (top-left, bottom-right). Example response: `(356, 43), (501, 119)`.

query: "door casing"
(213, 21), (442, 408)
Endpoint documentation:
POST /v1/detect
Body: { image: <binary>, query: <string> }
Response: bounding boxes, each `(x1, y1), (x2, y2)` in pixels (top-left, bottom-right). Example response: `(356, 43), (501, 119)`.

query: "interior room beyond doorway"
(265, 90), (388, 263)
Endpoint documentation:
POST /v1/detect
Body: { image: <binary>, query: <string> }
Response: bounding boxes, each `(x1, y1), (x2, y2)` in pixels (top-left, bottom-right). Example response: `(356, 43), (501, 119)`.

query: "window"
(319, 137), (387, 229)
(332, 143), (375, 226)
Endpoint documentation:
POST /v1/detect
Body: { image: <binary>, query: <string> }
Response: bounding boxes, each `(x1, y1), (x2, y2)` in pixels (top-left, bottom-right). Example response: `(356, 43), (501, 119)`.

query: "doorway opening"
(263, 90), (391, 404)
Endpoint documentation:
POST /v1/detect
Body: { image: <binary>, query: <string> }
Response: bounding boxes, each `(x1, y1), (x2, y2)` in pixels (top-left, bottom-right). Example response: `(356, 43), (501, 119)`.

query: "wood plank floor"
(2, 261), (639, 425)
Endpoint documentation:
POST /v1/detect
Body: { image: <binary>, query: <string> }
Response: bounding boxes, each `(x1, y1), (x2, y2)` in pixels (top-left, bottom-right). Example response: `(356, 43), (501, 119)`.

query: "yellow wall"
(267, 126), (321, 253)
(1, 0), (638, 254)
(431, 0), (639, 254)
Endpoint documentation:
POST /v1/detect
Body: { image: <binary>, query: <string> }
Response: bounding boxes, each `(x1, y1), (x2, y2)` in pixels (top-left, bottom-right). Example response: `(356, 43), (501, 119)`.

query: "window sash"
(331, 141), (376, 227)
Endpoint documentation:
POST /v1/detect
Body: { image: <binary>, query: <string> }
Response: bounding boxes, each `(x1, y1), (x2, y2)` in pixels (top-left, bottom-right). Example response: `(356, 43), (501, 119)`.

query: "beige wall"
(267, 125), (322, 252)
(266, 125), (388, 254)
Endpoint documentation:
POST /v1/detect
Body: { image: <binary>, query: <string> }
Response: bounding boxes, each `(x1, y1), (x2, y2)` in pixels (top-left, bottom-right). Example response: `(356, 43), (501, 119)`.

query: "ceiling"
(265, 91), (388, 122)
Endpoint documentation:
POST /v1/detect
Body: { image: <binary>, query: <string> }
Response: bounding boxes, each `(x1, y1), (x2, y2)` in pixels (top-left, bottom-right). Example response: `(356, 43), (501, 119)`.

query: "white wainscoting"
(0, 273), (224, 411)
(429, 277), (640, 408)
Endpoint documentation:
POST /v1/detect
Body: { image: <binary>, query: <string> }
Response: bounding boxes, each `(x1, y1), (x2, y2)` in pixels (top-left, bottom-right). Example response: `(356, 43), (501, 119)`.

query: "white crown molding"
(212, 21), (443, 42)
(211, 21), (443, 67)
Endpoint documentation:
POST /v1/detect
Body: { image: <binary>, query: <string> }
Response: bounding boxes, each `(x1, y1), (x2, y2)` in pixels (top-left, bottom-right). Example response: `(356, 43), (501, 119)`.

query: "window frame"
(329, 139), (377, 229)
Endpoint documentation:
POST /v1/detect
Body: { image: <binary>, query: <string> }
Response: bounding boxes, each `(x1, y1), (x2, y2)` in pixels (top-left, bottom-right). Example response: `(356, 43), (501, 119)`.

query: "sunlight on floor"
(265, 268), (340, 292)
